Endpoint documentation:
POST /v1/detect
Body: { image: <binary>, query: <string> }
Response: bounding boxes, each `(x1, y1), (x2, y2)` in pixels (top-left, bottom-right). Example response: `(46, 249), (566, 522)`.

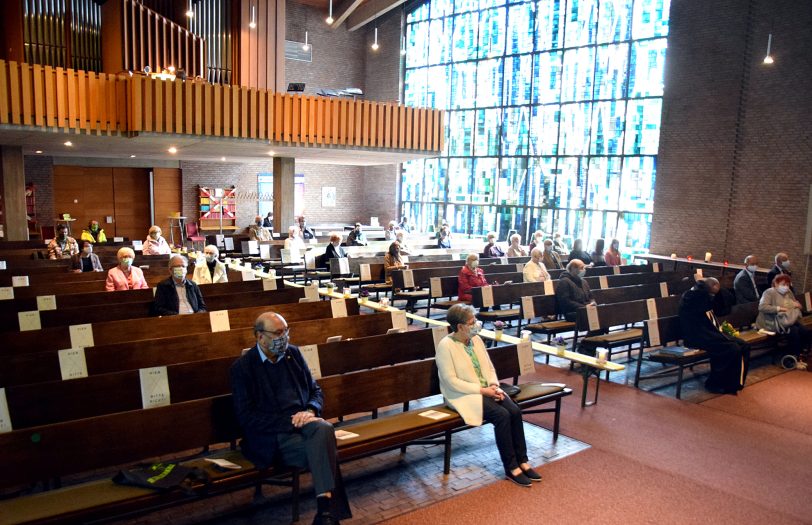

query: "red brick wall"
(23, 155), (55, 230)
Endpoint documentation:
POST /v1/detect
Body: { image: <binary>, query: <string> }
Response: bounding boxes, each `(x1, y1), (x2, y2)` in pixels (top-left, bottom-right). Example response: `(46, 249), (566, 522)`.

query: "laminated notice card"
(330, 299), (348, 318)
(58, 348), (89, 380)
(647, 319), (661, 347)
(419, 410), (451, 420)
(69, 324), (94, 348)
(262, 278), (278, 291)
(37, 295), (57, 311)
(586, 304), (600, 331)
(432, 326), (448, 349)
(543, 280), (554, 295)
(391, 310), (407, 331)
(338, 258), (350, 275)
(0, 287), (13, 300)
(299, 344), (322, 379)
(481, 286), (494, 307)
(0, 261), (6, 270)
(132, 240), (143, 251)
(210, 310), (231, 332)
(241, 270), (258, 281)
(139, 366), (171, 409)
(12, 276), (29, 287)
(224, 237), (235, 251)
(260, 244), (271, 260)
(18, 311), (41, 331)
(305, 283), (319, 301)
(660, 282), (669, 298)
(517, 340), (535, 375)
(613, 266), (621, 275)
(430, 277), (442, 297)
(360, 264), (372, 282)
(646, 298), (658, 320)
(0, 389), (11, 433)
(806, 292), (812, 312)
(599, 276), (608, 289)
(113, 237), (124, 243)
(522, 296), (535, 319)
(402, 270), (415, 288)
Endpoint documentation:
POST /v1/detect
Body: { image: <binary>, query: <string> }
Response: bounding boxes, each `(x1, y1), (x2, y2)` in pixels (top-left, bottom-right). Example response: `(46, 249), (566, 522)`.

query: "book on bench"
(657, 346), (703, 357)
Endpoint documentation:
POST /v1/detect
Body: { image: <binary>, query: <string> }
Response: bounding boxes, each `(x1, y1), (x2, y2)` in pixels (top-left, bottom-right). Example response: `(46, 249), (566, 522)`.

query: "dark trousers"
(704, 336), (750, 393)
(781, 324), (811, 356)
(482, 395), (528, 473)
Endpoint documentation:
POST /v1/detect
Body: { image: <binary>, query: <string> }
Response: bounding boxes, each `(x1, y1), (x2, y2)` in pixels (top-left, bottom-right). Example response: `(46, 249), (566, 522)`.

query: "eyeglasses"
(259, 327), (288, 338)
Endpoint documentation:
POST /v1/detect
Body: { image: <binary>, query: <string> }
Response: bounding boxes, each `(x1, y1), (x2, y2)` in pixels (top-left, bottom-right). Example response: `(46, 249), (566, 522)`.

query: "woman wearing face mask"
(435, 304), (542, 487)
(605, 239), (622, 267)
(142, 225), (171, 255)
(324, 233), (346, 260)
(757, 275), (810, 358)
(105, 247), (149, 291)
(507, 234), (528, 257)
(528, 230), (544, 252)
(457, 254), (489, 303)
(554, 260), (595, 322)
(70, 241), (103, 273)
(193, 245), (228, 284)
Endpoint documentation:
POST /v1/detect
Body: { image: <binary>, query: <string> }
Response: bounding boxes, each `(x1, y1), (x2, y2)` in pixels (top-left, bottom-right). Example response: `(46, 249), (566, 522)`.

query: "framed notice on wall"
(322, 187), (336, 208)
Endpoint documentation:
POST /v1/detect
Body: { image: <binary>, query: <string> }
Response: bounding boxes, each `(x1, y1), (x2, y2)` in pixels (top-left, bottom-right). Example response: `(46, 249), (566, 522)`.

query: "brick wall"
(652, 0), (812, 290)
(23, 155), (55, 230)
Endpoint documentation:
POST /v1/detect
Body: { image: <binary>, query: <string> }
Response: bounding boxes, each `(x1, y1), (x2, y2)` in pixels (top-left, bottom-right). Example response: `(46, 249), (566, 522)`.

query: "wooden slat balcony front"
(0, 60), (444, 154)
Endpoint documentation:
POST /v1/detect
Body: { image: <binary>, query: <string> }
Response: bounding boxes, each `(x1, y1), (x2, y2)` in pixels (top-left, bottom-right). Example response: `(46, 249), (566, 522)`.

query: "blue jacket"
(230, 345), (324, 468)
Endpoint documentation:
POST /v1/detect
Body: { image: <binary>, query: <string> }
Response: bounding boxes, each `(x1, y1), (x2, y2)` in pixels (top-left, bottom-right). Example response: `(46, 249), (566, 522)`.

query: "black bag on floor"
(113, 462), (206, 493)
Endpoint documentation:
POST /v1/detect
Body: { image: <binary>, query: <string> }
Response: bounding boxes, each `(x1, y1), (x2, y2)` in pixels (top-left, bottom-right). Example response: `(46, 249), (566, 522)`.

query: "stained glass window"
(402, 0), (670, 250)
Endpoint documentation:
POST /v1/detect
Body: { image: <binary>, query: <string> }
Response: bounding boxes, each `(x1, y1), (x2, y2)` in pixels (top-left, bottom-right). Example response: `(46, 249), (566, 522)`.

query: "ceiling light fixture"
(326, 0), (334, 25)
(35, 150), (43, 154)
(371, 26), (379, 51)
(130, 154), (136, 158)
(302, 31), (310, 51)
(186, 0), (193, 17)
(220, 156), (226, 161)
(64, 141), (73, 147)
(763, 33), (774, 64)
(267, 150), (275, 156)
(168, 147), (178, 154)
(249, 2), (256, 29)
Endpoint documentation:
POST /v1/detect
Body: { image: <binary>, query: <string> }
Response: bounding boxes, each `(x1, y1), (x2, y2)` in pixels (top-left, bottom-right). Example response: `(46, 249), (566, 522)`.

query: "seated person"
(105, 247), (149, 291)
(398, 215), (412, 233)
(347, 223), (367, 246)
(528, 230), (544, 252)
(733, 255), (760, 304)
(604, 239), (622, 267)
(523, 248), (550, 283)
(249, 215), (272, 242)
(231, 312), (352, 525)
(541, 239), (563, 270)
(552, 232), (569, 255)
(506, 234), (528, 257)
(48, 224), (79, 260)
(153, 255), (207, 315)
(568, 238), (592, 266)
(555, 259), (595, 322)
(437, 228), (451, 249)
(71, 241), (103, 272)
(435, 304), (542, 487)
(482, 232), (504, 258)
(80, 220), (107, 244)
(757, 275), (810, 357)
(383, 242), (406, 284)
(298, 216), (316, 240)
(679, 278), (750, 394)
(262, 212), (273, 228)
(458, 254), (488, 303)
(384, 220), (398, 241)
(395, 231), (412, 255)
(767, 252), (792, 288)
(284, 226), (307, 252)
(590, 238), (606, 266)
(192, 244), (228, 284)
(142, 225), (171, 255)
(324, 233), (346, 260)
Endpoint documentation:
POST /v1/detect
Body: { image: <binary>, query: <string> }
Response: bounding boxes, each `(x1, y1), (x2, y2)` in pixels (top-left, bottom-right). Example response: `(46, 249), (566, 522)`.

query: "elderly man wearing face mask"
(142, 225), (172, 255)
(555, 259), (596, 322)
(152, 255), (207, 316)
(767, 252), (793, 288)
(230, 312), (352, 525)
(192, 245), (228, 285)
(541, 239), (563, 270)
(679, 277), (750, 394)
(105, 247), (149, 291)
(249, 215), (272, 242)
(733, 255), (760, 304)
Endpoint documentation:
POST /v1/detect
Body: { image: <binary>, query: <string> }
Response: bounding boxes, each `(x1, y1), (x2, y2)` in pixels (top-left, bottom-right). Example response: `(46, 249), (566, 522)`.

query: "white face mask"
(205, 254), (216, 263)
(465, 320), (483, 337)
(577, 269), (586, 278)
(172, 267), (186, 280)
(150, 232), (160, 240)
(747, 265), (757, 272)
(777, 285), (790, 295)
(469, 261), (479, 269)
(782, 260), (791, 270)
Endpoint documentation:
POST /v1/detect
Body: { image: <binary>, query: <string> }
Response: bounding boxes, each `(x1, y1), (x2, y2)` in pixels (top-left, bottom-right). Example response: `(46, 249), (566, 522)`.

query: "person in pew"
(458, 254), (489, 303)
(262, 212), (274, 229)
(231, 312), (352, 525)
(347, 222), (367, 246)
(192, 244), (228, 285)
(385, 220), (398, 240)
(142, 225), (171, 255)
(507, 234), (528, 257)
(152, 255), (207, 315)
(284, 226), (307, 252)
(552, 232), (569, 255)
(541, 239), (563, 270)
(523, 248), (551, 283)
(436, 304), (542, 487)
(679, 278), (750, 395)
(528, 230), (544, 252)
(767, 252), (792, 288)
(47, 224), (80, 260)
(383, 242), (407, 284)
(395, 230), (412, 255)
(437, 228), (452, 249)
(605, 239), (622, 267)
(399, 215), (412, 233)
(555, 259), (596, 322)
(70, 241), (103, 273)
(590, 238), (607, 266)
(734, 255), (760, 304)
(324, 233), (346, 260)
(80, 220), (107, 244)
(568, 238), (592, 266)
(105, 247), (149, 291)
(298, 216), (316, 240)
(249, 215), (272, 242)
(757, 275), (810, 358)
(483, 232), (505, 258)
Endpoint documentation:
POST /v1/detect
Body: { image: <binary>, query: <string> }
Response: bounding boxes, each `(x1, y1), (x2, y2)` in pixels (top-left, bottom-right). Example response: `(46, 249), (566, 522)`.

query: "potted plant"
(554, 336), (567, 356)
(325, 282), (336, 294)
(493, 320), (505, 340)
(358, 289), (370, 304)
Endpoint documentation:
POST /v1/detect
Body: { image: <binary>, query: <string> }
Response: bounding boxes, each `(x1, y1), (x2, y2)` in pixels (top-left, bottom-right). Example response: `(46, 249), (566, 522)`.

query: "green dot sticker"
(31, 433), (41, 443)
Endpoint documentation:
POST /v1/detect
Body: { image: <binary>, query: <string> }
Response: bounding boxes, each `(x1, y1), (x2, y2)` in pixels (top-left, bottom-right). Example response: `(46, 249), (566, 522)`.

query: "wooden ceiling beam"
(347, 0), (404, 31)
(330, 0), (366, 29)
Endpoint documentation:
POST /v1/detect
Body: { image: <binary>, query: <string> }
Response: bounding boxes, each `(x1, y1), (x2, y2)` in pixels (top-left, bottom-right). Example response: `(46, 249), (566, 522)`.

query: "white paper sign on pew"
(262, 277), (278, 291)
(0, 287), (13, 300)
(330, 299), (348, 318)
(660, 282), (669, 298)
(304, 252), (317, 270)
(247, 240), (259, 255)
(360, 264), (372, 282)
(18, 311), (41, 331)
(647, 319), (661, 347)
(299, 344), (322, 379)
(69, 324), (94, 348)
(259, 244), (271, 260)
(586, 304), (600, 331)
(338, 258), (350, 275)
(481, 286), (495, 308)
(242, 270), (259, 281)
(646, 298), (658, 320)
(139, 366), (171, 409)
(516, 263), (524, 273)
(113, 237), (124, 243)
(805, 292), (812, 312)
(613, 266), (621, 275)
(517, 340), (535, 375)
(694, 269), (703, 281)
(210, 310), (231, 332)
(599, 276), (609, 289)
(402, 270), (415, 288)
(224, 237), (235, 251)
(653, 263), (661, 273)
(132, 240), (143, 251)
(500, 256), (508, 265)
(430, 277), (442, 298)
(432, 326), (448, 349)
(58, 348), (88, 380)
(0, 261), (6, 270)
(391, 310), (407, 332)
(304, 283), (319, 302)
(543, 280), (554, 295)
(0, 389), (12, 433)
(12, 276), (29, 287)
(401, 256), (409, 264)
(521, 296), (536, 319)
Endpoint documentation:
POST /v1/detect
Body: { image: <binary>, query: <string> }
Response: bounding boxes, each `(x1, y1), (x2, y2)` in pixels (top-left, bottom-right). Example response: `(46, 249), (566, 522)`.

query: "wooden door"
(53, 166), (115, 238)
(112, 168), (151, 242)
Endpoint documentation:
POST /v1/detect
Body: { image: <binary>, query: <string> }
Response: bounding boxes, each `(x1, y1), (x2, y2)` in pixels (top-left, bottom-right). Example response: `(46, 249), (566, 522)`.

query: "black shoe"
(521, 467), (542, 482)
(506, 471), (532, 487)
(312, 511), (340, 525)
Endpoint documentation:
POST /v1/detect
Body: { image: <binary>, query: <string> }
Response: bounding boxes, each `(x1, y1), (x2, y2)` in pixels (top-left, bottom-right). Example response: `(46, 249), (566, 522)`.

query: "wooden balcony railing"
(0, 60), (444, 153)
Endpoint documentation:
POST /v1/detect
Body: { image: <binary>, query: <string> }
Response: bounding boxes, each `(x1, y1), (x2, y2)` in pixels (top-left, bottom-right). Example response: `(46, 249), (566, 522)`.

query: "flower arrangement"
(720, 321), (739, 338)
(554, 336), (567, 356)
(493, 320), (505, 340)
(325, 282), (335, 290)
(359, 289), (370, 298)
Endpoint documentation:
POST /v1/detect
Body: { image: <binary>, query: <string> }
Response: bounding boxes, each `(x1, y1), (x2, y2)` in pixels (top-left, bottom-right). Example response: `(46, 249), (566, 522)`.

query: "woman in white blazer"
(192, 245), (228, 285)
(435, 304), (541, 487)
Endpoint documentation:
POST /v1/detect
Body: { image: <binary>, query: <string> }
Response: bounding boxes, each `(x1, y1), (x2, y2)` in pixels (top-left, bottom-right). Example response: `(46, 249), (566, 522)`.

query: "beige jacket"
(192, 260), (228, 285)
(435, 334), (498, 426)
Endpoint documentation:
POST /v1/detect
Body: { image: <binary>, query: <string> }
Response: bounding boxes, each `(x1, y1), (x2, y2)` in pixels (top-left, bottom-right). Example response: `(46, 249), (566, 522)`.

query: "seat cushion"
(433, 299), (469, 309)
(525, 320), (575, 333)
(477, 308), (520, 320)
(583, 328), (643, 344)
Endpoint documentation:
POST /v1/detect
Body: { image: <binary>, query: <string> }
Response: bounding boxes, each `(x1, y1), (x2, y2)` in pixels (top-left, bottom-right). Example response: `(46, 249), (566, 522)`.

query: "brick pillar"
(273, 157), (295, 232)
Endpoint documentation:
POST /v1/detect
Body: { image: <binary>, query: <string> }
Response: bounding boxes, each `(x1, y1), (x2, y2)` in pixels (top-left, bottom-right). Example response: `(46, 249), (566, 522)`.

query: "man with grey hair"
(767, 252), (792, 288)
(555, 259), (595, 321)
(249, 215), (272, 242)
(152, 254), (207, 315)
(231, 312), (351, 525)
(733, 255), (760, 304)
(523, 248), (550, 282)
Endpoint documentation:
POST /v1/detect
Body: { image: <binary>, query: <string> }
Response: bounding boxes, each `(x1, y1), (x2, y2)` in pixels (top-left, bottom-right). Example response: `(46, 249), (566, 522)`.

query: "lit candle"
(670, 253), (677, 259)
(597, 349), (608, 365)
(520, 330), (531, 342)
(705, 252), (712, 262)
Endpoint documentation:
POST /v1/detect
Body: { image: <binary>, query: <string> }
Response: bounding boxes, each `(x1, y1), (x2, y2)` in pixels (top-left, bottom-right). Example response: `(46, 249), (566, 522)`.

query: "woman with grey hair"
(193, 244), (228, 284)
(105, 247), (149, 291)
(142, 225), (171, 255)
(435, 304), (541, 488)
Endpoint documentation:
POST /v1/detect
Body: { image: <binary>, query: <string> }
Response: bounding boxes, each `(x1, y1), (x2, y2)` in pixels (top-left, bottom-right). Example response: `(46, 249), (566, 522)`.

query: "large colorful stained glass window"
(401, 0), (669, 251)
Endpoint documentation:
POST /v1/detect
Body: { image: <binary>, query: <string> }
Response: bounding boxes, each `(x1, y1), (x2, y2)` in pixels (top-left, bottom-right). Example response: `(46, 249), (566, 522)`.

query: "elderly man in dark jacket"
(152, 255), (207, 316)
(679, 278), (750, 395)
(555, 259), (595, 321)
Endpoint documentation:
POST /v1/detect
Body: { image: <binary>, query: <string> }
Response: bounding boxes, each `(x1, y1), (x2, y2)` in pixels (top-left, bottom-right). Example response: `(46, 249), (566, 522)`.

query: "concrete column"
(272, 157), (295, 232)
(1, 146), (28, 241)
